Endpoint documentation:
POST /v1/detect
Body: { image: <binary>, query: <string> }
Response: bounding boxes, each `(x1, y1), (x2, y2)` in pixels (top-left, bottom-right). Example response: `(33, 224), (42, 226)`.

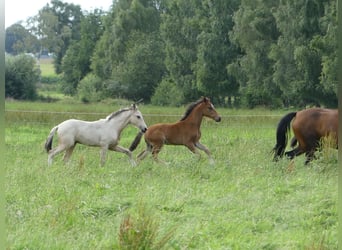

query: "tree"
(228, 0), (281, 108)
(61, 9), (105, 95)
(91, 0), (163, 101)
(5, 23), (40, 55)
(111, 32), (165, 101)
(33, 0), (83, 73)
(194, 0), (240, 105)
(270, 0), (336, 107)
(160, 0), (203, 103)
(5, 54), (40, 100)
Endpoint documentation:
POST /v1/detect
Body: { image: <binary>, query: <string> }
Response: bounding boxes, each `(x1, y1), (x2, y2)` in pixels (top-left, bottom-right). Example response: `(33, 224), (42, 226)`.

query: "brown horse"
(272, 108), (338, 164)
(129, 97), (221, 164)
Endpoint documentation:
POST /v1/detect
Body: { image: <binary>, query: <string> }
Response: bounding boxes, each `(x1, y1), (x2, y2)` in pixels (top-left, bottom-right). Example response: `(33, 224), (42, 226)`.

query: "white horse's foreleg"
(48, 145), (67, 166)
(112, 145), (136, 166)
(195, 142), (214, 164)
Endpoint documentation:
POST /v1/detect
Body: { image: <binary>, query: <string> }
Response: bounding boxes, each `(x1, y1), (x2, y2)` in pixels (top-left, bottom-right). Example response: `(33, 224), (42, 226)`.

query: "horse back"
(292, 108), (338, 143)
(57, 119), (108, 145)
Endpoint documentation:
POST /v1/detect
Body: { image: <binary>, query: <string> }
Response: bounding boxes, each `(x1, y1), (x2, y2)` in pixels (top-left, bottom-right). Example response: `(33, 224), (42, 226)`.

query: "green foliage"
(194, 0), (240, 103)
(110, 32), (165, 101)
(40, 76), (60, 84)
(160, 0), (203, 101)
(91, 0), (161, 80)
(268, 0), (337, 107)
(14, 0), (338, 107)
(5, 54), (40, 100)
(5, 23), (40, 54)
(229, 0), (281, 107)
(77, 74), (104, 103)
(151, 78), (184, 106)
(61, 9), (105, 95)
(33, 0), (83, 74)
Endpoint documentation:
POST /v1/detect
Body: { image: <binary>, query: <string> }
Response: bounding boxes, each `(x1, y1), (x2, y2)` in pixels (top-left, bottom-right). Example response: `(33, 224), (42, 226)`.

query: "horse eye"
(136, 115), (141, 119)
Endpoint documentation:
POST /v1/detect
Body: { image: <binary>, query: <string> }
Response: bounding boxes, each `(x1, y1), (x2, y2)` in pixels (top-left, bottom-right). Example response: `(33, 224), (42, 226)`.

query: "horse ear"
(132, 103), (137, 110)
(203, 97), (209, 102)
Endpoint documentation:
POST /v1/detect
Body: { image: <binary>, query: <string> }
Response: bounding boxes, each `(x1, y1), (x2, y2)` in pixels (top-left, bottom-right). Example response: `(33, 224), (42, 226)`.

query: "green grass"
(39, 58), (56, 77)
(5, 102), (337, 249)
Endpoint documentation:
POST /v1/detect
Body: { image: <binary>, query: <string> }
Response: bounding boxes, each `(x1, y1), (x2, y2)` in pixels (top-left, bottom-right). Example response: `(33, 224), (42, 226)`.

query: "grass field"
(5, 101), (337, 249)
(38, 58), (55, 77)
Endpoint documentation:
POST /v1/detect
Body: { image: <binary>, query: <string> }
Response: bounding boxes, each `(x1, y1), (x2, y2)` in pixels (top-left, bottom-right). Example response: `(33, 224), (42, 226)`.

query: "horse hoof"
(130, 160), (137, 167)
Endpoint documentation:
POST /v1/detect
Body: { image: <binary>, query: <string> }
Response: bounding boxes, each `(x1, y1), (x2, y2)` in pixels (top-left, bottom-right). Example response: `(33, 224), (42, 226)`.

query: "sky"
(5, 0), (113, 28)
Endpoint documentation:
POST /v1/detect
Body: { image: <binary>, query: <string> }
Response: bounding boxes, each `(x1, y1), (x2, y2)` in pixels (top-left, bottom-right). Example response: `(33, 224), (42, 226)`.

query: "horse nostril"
(142, 127), (147, 133)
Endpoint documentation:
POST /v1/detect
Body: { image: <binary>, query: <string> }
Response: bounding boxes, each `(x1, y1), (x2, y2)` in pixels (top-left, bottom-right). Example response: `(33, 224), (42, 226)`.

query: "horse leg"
(136, 143), (152, 162)
(195, 142), (214, 164)
(151, 144), (167, 164)
(304, 150), (316, 165)
(304, 139), (319, 165)
(111, 145), (136, 166)
(184, 143), (208, 164)
(63, 145), (75, 164)
(285, 147), (303, 159)
(48, 144), (67, 166)
(100, 147), (108, 167)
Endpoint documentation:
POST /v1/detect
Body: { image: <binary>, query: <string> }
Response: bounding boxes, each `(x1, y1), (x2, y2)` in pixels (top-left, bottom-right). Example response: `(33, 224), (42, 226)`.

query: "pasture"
(5, 101), (337, 249)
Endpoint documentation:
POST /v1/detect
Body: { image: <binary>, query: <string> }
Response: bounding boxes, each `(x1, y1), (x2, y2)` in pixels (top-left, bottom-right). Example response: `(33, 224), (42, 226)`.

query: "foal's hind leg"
(151, 144), (168, 164)
(48, 144), (67, 166)
(136, 143), (152, 162)
(137, 148), (149, 161)
(63, 145), (75, 164)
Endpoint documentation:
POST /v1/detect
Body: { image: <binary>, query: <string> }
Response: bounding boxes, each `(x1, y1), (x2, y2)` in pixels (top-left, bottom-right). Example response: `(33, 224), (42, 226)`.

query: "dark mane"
(107, 108), (131, 120)
(180, 98), (204, 121)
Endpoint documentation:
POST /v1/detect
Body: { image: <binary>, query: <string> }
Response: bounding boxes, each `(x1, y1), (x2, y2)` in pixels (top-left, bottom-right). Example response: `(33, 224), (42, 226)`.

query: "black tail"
(129, 131), (144, 151)
(272, 112), (297, 161)
(45, 126), (58, 152)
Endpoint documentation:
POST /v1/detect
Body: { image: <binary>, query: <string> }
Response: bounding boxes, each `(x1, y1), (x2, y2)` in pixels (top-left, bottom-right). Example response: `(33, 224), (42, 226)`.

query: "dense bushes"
(5, 54), (39, 100)
(77, 74), (104, 103)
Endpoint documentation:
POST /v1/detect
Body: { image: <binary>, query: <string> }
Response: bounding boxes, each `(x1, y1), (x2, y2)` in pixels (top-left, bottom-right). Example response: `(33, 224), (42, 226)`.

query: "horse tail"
(272, 112), (297, 160)
(45, 126), (58, 152)
(129, 131), (144, 151)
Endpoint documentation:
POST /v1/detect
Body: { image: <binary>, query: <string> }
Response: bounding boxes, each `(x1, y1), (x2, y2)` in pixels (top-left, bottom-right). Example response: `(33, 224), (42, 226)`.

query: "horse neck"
(108, 111), (131, 133)
(182, 105), (203, 128)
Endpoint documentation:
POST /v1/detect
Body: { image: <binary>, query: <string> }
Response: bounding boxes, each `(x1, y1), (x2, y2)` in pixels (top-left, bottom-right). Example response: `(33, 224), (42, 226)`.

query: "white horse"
(44, 104), (147, 167)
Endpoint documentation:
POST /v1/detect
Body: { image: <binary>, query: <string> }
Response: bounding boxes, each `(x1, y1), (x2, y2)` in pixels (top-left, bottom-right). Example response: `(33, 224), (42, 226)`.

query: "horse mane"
(107, 108), (131, 120)
(180, 98), (205, 121)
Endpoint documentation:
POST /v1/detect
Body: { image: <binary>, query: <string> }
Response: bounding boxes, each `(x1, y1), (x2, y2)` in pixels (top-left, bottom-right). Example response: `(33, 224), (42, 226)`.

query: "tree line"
(5, 0), (337, 108)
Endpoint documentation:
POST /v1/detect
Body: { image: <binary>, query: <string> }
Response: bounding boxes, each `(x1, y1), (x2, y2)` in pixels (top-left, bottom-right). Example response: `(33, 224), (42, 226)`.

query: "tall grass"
(5, 102), (337, 249)
(118, 204), (175, 250)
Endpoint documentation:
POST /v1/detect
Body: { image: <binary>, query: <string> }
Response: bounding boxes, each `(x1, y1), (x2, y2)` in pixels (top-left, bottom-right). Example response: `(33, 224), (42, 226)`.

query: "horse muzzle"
(215, 116), (221, 122)
(141, 127), (148, 133)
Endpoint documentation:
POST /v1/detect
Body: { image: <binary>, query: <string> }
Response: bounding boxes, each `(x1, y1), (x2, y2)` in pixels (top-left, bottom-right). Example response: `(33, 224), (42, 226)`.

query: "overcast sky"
(5, 0), (113, 28)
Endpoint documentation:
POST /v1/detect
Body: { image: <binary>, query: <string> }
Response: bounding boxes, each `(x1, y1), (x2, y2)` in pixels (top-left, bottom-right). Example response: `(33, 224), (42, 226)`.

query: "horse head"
(129, 104), (148, 133)
(201, 97), (221, 122)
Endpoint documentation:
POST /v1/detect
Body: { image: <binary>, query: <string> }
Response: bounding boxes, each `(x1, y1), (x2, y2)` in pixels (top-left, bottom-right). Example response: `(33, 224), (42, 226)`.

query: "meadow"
(5, 100), (337, 249)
